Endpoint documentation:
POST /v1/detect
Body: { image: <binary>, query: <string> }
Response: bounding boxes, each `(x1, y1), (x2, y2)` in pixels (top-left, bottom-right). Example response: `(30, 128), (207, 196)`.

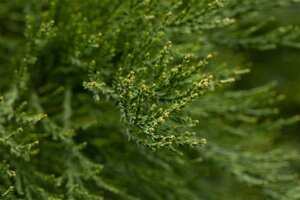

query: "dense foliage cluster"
(1, 0), (300, 199)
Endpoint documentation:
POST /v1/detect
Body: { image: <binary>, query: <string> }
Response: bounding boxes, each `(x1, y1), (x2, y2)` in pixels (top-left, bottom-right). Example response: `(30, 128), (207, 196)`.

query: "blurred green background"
(235, 3), (300, 147)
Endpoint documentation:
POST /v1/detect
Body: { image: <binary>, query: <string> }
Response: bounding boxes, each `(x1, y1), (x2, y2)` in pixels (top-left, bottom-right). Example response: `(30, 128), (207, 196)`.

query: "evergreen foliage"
(1, 0), (300, 199)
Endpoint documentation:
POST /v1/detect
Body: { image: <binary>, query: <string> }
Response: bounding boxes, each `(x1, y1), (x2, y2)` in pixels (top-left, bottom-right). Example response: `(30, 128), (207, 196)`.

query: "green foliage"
(0, 0), (300, 199)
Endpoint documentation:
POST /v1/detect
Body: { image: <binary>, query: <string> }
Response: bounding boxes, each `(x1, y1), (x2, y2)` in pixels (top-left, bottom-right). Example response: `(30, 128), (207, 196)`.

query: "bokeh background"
(234, 3), (300, 148)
